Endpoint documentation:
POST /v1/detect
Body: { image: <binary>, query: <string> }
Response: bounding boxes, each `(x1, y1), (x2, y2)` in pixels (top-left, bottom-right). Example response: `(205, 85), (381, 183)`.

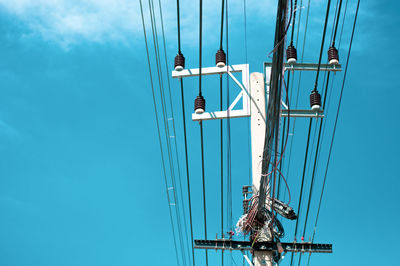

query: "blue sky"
(0, 0), (399, 265)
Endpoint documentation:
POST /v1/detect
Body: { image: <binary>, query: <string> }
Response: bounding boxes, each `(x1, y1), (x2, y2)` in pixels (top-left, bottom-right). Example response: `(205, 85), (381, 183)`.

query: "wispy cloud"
(0, 0), (275, 49)
(0, 0), (142, 48)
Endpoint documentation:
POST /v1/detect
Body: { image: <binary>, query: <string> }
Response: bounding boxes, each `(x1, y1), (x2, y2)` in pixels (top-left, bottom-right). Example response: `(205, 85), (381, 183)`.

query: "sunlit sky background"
(0, 0), (399, 265)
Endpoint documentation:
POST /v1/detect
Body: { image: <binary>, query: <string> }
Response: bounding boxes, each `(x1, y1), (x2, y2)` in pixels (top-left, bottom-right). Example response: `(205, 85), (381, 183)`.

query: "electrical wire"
(174, 0), (196, 264)
(277, 0), (297, 201)
(198, 1), (208, 265)
(157, 1), (191, 263)
(284, 0), (310, 201)
(180, 81), (196, 266)
(176, 0), (181, 54)
(312, 0), (332, 91)
(225, 0), (233, 237)
(139, 1), (180, 264)
(147, 1), (187, 264)
(300, 0), (343, 242)
(218, 1), (225, 265)
(291, 1), (332, 265)
(307, 1), (360, 265)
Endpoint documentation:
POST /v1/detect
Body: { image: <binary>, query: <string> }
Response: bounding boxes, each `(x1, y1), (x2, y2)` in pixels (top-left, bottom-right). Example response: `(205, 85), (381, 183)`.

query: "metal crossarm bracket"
(172, 64), (250, 121)
(264, 62), (343, 119)
(194, 239), (332, 253)
(264, 62), (342, 72)
(281, 109), (324, 118)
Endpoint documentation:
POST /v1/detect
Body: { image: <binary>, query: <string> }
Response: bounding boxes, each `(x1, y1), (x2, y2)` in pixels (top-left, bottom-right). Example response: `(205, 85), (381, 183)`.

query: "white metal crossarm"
(264, 62), (342, 72)
(265, 62), (341, 119)
(171, 64), (250, 121)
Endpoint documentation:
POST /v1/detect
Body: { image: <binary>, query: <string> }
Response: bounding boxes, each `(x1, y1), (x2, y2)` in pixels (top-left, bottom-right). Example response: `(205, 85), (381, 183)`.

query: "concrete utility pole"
(250, 72), (272, 266)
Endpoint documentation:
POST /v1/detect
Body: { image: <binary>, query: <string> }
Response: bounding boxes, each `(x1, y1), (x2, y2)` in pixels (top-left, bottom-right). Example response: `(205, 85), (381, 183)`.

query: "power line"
(179, 79), (196, 266)
(139, 1), (181, 264)
(174, 1), (196, 265)
(301, 0), (343, 243)
(277, 0), (297, 200)
(307, 1), (360, 264)
(156, 0), (191, 262)
(284, 0), (309, 203)
(198, 0), (208, 265)
(291, 1), (332, 265)
(147, 0), (187, 264)
(225, 0), (233, 235)
(218, 1), (225, 265)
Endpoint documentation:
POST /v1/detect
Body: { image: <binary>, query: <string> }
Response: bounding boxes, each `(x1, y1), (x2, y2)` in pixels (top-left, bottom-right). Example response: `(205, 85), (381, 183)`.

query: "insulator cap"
(194, 95), (205, 114)
(328, 45), (339, 65)
(174, 52), (185, 71)
(215, 49), (226, 67)
(286, 44), (297, 64)
(310, 90), (321, 110)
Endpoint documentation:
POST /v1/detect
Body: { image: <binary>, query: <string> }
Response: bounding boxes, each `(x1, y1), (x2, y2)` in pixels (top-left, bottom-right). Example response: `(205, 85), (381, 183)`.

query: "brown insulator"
(215, 49), (226, 67)
(174, 52), (185, 71)
(194, 95), (205, 114)
(310, 90), (322, 110)
(328, 45), (339, 65)
(286, 44), (297, 64)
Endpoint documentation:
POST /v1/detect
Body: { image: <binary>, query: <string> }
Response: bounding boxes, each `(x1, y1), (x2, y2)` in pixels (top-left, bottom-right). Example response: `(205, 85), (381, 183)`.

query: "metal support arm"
(194, 239), (332, 253)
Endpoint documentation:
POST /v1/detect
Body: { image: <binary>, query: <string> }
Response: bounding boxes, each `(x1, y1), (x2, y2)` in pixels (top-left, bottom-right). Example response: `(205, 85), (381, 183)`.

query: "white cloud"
(0, 0), (276, 49)
(0, 0), (142, 48)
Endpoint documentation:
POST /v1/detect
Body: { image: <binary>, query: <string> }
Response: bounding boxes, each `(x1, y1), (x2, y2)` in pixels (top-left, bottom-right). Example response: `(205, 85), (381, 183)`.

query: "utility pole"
(172, 61), (338, 264)
(171, 2), (339, 264)
(250, 72), (272, 266)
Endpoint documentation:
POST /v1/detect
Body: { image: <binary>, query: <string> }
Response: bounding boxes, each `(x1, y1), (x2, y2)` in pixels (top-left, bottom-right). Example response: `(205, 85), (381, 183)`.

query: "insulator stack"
(286, 44), (297, 64)
(215, 49), (226, 68)
(310, 90), (322, 111)
(328, 46), (339, 65)
(194, 95), (206, 114)
(242, 186), (249, 195)
(243, 200), (249, 214)
(174, 52), (185, 71)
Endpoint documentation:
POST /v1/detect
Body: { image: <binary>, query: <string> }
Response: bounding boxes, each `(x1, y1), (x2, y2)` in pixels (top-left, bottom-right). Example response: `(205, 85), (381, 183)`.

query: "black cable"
(283, 0), (305, 203)
(218, 6), (225, 265)
(199, 122), (208, 265)
(157, 1), (191, 262)
(199, 0), (203, 96)
(289, 118), (312, 266)
(307, 1), (359, 265)
(332, 0), (343, 43)
(225, 0), (232, 235)
(243, 0), (251, 185)
(300, 0), (343, 242)
(219, 0), (225, 50)
(289, 0), (298, 43)
(291, 2), (332, 265)
(198, 1), (208, 264)
(220, 75), (224, 266)
(147, 1), (187, 264)
(180, 79), (196, 266)
(176, 0), (181, 53)
(218, 0), (225, 251)
(313, 0), (332, 91)
(218, 4), (225, 248)
(139, 1), (181, 265)
(259, 0), (287, 215)
(278, 0), (297, 201)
